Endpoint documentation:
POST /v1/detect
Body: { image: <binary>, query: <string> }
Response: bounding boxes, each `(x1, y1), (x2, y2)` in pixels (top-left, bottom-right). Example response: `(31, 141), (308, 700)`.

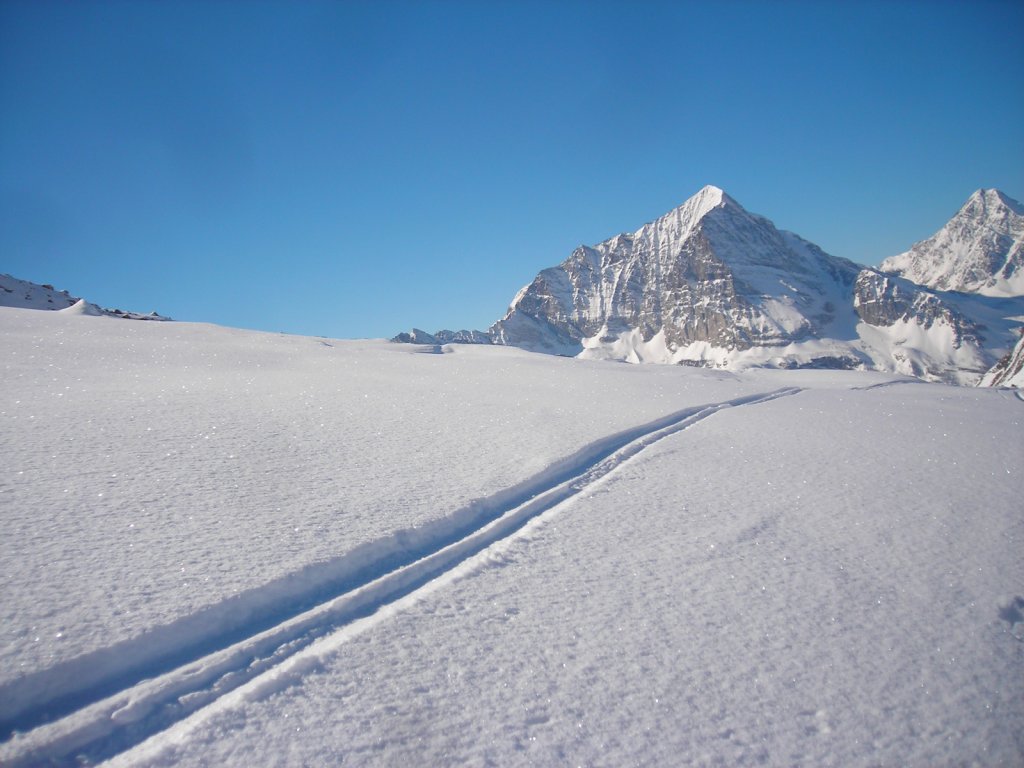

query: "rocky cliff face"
(852, 270), (978, 343)
(880, 189), (1024, 297)
(980, 330), (1024, 388)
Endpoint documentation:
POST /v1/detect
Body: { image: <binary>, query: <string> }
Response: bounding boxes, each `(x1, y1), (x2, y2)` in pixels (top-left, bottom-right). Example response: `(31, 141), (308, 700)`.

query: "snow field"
(0, 308), (762, 728)
(2, 306), (1021, 766)
(108, 381), (1024, 767)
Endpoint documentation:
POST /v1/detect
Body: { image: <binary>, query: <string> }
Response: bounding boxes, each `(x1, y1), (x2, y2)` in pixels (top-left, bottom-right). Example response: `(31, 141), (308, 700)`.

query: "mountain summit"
(880, 189), (1024, 296)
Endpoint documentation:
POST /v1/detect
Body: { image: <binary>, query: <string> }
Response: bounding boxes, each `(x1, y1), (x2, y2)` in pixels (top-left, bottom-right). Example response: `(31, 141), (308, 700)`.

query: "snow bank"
(58, 298), (105, 316)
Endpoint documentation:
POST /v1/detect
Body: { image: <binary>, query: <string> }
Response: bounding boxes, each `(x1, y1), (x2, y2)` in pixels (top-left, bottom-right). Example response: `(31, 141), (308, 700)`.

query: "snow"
(640, 183), (727, 243)
(855, 317), (990, 385)
(0, 306), (759, 723)
(59, 298), (106, 316)
(1, 306), (1022, 766)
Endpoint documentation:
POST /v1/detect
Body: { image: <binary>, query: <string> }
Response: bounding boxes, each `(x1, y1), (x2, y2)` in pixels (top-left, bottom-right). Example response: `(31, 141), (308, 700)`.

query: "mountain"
(488, 187), (1024, 383)
(0, 274), (171, 320)
(393, 186), (1024, 385)
(1, 274), (81, 311)
(391, 328), (491, 345)
(489, 185), (866, 364)
(880, 189), (1024, 296)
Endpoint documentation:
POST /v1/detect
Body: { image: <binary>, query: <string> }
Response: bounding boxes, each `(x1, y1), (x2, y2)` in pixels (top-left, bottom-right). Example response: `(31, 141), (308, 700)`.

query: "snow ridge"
(0, 274), (171, 321)
(0, 387), (801, 767)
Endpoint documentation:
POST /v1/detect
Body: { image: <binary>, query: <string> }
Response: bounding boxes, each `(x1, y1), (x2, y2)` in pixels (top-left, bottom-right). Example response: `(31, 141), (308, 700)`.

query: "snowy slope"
(107, 378), (1024, 768)
(0, 273), (80, 310)
(0, 305), (762, 738)
(881, 189), (1024, 296)
(1, 306), (1022, 766)
(0, 273), (171, 320)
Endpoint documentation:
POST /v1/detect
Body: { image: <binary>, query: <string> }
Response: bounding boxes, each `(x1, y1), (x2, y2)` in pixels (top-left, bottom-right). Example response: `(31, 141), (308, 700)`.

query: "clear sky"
(2, 0), (1022, 339)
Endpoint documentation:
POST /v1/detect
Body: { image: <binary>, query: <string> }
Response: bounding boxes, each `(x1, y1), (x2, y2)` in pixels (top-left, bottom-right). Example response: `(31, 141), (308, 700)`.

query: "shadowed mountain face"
(981, 330), (1024, 387)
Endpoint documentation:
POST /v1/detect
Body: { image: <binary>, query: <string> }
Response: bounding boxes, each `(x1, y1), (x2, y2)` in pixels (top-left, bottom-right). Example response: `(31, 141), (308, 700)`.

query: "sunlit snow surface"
(1, 307), (1022, 766)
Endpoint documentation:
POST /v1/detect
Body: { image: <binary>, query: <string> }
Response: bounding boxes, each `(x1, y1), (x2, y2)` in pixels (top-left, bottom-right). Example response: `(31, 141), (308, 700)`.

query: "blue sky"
(2, 0), (1022, 338)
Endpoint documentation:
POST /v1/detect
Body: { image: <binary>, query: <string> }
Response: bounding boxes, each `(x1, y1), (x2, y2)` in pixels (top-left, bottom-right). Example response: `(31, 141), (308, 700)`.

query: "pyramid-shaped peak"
(644, 185), (744, 237)
(963, 188), (1024, 216)
(695, 184), (725, 200)
(880, 187), (1024, 296)
(603, 186), (758, 251)
(686, 184), (739, 212)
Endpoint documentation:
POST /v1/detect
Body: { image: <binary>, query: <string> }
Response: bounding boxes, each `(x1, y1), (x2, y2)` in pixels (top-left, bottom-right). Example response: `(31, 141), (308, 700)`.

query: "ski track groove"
(0, 387), (802, 767)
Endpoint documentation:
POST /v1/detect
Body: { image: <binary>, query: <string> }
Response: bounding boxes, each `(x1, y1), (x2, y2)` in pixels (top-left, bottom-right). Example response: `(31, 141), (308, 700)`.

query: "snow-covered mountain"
(398, 186), (1023, 385)
(490, 186), (865, 364)
(0, 274), (171, 321)
(880, 189), (1024, 296)
(391, 328), (491, 345)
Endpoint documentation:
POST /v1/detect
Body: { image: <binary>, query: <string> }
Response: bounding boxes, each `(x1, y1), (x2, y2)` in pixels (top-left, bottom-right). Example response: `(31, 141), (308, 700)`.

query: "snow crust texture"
(0, 307), (757, 741)
(109, 381), (1023, 768)
(881, 189), (1024, 296)
(1, 307), (1022, 767)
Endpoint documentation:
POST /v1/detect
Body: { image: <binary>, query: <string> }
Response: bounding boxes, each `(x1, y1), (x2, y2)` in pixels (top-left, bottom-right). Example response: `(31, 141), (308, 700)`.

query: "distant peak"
(696, 184), (725, 199)
(689, 184), (739, 210)
(962, 188), (1024, 216)
(671, 184), (737, 219)
(629, 185), (745, 243)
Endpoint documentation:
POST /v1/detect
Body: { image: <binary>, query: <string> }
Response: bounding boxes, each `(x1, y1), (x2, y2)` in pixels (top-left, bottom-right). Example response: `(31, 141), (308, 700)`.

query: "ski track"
(0, 387), (802, 767)
(850, 378), (926, 391)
